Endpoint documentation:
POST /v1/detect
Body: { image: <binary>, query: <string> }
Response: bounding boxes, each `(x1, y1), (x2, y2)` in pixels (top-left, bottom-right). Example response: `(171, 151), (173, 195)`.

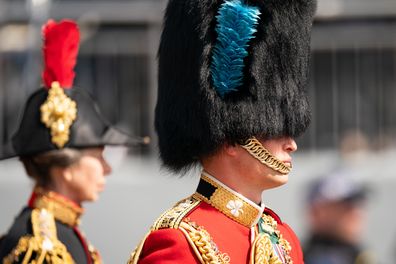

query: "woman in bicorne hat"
(0, 19), (147, 264)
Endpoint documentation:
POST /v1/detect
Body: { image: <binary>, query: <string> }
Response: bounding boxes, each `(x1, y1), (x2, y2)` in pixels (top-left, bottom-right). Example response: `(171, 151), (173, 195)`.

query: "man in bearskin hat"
(128, 0), (316, 263)
(0, 19), (147, 264)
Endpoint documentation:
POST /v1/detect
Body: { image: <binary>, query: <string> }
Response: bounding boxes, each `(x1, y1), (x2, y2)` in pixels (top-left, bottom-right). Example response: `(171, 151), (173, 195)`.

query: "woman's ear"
(51, 167), (73, 182)
(63, 169), (73, 182)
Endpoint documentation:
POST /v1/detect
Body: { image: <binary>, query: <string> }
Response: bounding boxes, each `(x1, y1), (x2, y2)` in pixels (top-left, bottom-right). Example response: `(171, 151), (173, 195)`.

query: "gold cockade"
(40, 81), (77, 148)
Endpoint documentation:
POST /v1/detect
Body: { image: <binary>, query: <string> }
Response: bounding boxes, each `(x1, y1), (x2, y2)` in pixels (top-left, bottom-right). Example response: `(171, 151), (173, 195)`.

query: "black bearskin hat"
(155, 0), (317, 172)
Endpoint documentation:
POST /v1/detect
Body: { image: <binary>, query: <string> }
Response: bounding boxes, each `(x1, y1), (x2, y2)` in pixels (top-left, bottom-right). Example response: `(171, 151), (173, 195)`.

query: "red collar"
(28, 187), (84, 227)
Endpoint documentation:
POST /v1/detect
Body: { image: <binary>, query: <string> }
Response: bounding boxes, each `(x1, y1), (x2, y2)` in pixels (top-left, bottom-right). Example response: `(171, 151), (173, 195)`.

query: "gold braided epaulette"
(3, 209), (74, 264)
(152, 196), (201, 230)
(127, 197), (201, 264)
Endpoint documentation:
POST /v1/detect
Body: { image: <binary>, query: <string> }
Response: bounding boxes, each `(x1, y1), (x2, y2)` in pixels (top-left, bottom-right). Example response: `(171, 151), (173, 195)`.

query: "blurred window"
(299, 19), (396, 150)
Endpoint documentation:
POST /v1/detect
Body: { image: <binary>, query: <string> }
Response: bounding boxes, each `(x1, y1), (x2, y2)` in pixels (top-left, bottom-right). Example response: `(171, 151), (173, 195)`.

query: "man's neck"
(202, 167), (263, 204)
(196, 172), (265, 228)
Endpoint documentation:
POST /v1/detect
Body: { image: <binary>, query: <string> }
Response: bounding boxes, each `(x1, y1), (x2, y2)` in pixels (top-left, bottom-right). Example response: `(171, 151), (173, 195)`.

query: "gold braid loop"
(251, 233), (283, 264)
(240, 137), (291, 174)
(278, 238), (292, 264)
(254, 214), (293, 264)
(179, 220), (230, 264)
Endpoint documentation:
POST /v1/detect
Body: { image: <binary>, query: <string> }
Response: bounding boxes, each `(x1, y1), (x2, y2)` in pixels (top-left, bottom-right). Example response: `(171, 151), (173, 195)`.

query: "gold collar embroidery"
(30, 188), (84, 227)
(193, 172), (264, 228)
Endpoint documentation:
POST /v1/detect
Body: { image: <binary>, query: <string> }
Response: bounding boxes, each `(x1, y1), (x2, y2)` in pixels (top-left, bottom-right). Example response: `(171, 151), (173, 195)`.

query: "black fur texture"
(155, 0), (317, 172)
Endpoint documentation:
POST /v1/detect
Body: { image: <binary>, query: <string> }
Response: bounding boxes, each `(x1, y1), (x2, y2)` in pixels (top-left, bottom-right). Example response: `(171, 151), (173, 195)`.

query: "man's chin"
(270, 173), (289, 185)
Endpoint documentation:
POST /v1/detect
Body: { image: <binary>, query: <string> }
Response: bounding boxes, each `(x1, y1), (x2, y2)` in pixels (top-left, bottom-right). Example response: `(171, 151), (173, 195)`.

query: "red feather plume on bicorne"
(42, 19), (80, 89)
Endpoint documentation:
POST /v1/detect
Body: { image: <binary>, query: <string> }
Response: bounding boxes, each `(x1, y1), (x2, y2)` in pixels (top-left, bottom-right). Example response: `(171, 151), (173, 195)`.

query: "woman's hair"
(20, 148), (83, 187)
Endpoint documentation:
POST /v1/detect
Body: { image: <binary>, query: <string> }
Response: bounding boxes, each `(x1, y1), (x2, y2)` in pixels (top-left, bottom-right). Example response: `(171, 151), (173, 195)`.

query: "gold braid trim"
(251, 233), (283, 264)
(3, 209), (74, 264)
(251, 214), (293, 264)
(127, 197), (200, 264)
(193, 174), (263, 228)
(179, 220), (230, 264)
(88, 244), (102, 264)
(262, 215), (292, 264)
(126, 232), (151, 264)
(240, 137), (291, 175)
(152, 196), (201, 230)
(33, 187), (84, 227)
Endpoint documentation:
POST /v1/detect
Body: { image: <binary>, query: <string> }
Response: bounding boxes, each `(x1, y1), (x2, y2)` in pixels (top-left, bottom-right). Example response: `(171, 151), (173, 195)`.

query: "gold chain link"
(240, 137), (291, 174)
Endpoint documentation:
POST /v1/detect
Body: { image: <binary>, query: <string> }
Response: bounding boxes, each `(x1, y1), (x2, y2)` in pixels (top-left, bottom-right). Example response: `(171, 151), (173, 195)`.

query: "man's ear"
(223, 143), (239, 157)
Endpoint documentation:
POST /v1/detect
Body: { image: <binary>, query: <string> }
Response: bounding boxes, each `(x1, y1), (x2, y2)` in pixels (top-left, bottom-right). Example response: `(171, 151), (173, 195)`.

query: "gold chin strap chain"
(40, 81), (77, 148)
(240, 137), (291, 175)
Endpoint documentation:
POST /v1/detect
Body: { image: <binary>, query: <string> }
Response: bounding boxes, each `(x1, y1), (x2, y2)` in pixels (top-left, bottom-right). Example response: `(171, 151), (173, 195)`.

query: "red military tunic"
(129, 173), (304, 264)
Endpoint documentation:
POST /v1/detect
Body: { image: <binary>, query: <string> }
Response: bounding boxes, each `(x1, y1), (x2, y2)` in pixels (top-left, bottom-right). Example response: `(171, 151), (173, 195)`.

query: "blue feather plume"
(211, 0), (261, 98)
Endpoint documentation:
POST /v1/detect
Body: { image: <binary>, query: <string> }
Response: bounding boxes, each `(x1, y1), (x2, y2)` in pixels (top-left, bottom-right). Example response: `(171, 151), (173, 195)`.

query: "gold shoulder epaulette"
(152, 196), (201, 230)
(127, 196), (201, 264)
(3, 208), (74, 264)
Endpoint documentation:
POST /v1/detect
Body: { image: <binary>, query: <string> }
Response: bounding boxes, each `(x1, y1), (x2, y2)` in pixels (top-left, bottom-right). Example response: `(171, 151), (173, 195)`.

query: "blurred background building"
(0, 0), (395, 263)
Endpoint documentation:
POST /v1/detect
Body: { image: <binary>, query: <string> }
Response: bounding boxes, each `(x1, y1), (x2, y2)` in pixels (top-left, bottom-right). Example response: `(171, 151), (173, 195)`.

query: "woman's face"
(65, 147), (112, 203)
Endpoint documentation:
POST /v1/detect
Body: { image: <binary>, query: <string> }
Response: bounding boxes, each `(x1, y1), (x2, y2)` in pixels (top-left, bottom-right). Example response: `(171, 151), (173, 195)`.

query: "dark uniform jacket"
(304, 235), (374, 264)
(0, 188), (100, 264)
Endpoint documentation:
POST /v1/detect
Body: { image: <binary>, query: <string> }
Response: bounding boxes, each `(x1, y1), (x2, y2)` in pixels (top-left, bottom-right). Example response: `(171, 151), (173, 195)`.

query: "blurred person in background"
(127, 0), (316, 263)
(303, 170), (375, 264)
(0, 19), (146, 264)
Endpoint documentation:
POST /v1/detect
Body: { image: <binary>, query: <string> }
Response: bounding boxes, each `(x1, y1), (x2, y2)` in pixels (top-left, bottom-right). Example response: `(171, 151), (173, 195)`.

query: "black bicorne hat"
(9, 19), (147, 158)
(155, 0), (317, 172)
(12, 87), (143, 157)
